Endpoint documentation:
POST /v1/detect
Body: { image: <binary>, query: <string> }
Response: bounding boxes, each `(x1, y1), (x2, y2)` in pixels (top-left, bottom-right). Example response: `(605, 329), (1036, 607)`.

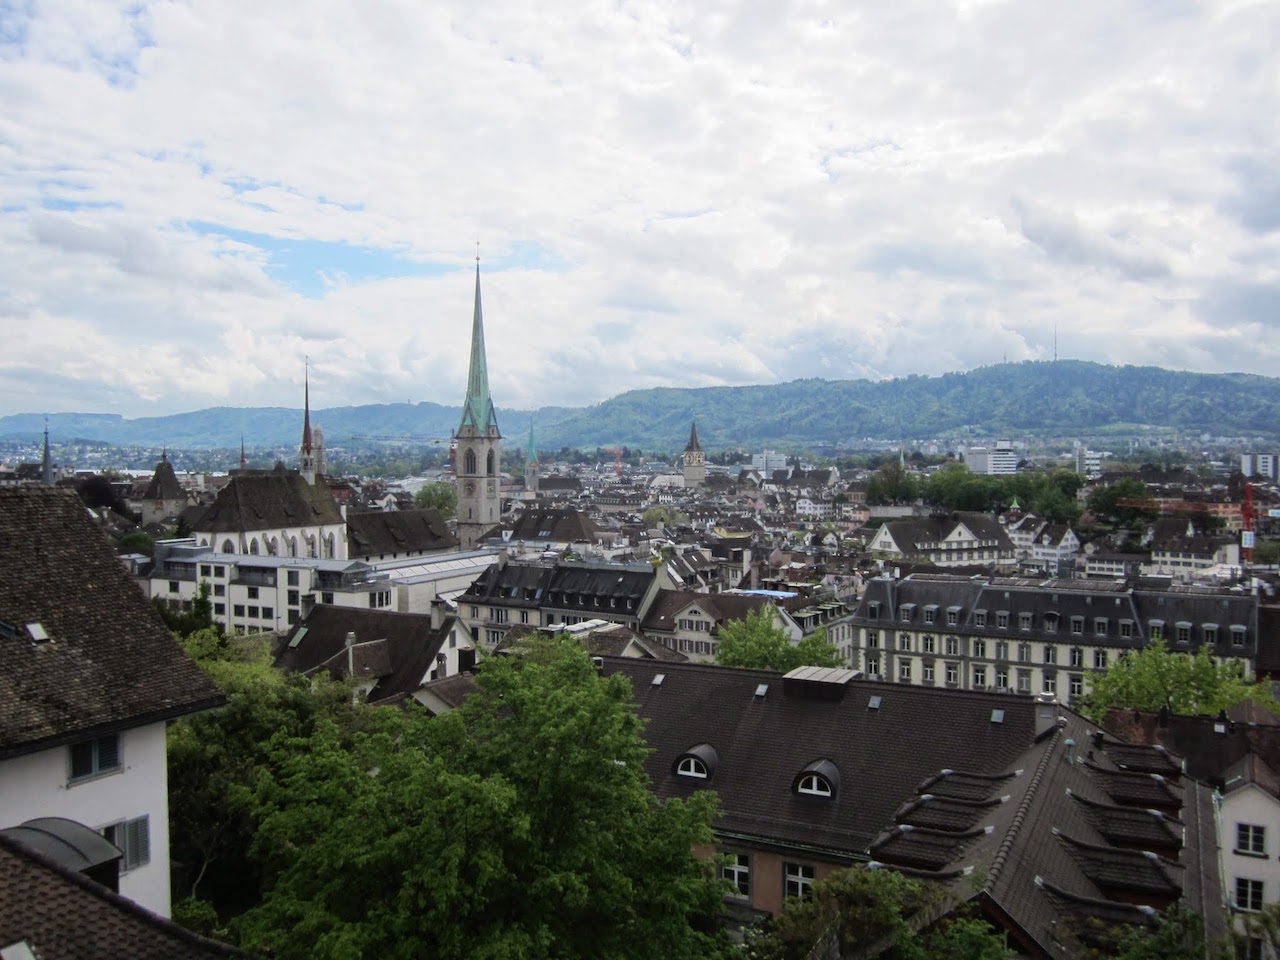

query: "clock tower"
(456, 260), (502, 550)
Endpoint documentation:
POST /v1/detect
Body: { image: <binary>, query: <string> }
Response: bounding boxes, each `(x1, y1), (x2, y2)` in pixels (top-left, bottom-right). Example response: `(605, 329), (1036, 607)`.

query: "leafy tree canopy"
(414, 480), (457, 518)
(746, 865), (1012, 960)
(233, 634), (730, 960)
(1086, 477), (1159, 526)
(715, 606), (843, 672)
(1080, 639), (1276, 723)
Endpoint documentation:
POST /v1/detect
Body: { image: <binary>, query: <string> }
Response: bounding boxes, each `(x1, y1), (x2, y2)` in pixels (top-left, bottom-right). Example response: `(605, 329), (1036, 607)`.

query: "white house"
(0, 488), (225, 919)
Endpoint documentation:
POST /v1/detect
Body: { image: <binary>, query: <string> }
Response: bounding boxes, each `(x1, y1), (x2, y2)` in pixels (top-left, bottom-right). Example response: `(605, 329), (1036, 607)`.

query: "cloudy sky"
(1, 0), (1277, 418)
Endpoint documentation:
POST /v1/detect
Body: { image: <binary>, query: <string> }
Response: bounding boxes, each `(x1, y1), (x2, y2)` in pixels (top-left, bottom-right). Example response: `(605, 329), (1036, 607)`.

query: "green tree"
(1087, 477), (1157, 526)
(715, 606), (843, 672)
(167, 629), (377, 930)
(746, 865), (1011, 960)
(1080, 640), (1276, 723)
(414, 480), (457, 518)
(117, 530), (155, 556)
(1063, 904), (1211, 960)
(234, 635), (730, 960)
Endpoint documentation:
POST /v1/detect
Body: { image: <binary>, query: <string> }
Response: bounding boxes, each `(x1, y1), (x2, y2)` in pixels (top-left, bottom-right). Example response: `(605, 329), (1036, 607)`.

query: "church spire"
(527, 416), (538, 466)
(459, 260), (499, 436)
(685, 421), (703, 453)
(240, 434), (246, 470)
(41, 420), (53, 486)
(301, 361), (313, 454)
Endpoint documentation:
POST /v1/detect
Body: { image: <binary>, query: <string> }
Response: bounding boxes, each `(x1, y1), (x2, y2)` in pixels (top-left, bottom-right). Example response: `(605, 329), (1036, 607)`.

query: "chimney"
(345, 631), (357, 648)
(497, 546), (508, 570)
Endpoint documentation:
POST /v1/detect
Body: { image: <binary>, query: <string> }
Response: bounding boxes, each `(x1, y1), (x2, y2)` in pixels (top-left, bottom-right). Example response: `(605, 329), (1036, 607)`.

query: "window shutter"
(126, 816), (150, 869)
(97, 735), (120, 771)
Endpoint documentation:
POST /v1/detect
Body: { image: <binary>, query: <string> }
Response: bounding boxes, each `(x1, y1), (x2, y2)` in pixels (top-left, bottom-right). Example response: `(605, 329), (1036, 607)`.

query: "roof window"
(674, 743), (719, 780)
(794, 758), (840, 799)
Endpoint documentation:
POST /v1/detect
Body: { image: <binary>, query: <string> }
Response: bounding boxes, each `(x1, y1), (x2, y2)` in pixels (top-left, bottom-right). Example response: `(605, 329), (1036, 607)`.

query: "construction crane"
(1242, 482), (1256, 564)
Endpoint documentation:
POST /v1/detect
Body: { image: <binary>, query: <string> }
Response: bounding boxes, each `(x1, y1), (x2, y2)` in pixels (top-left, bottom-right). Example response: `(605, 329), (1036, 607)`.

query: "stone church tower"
(524, 417), (539, 497)
(456, 261), (502, 550)
(682, 421), (705, 487)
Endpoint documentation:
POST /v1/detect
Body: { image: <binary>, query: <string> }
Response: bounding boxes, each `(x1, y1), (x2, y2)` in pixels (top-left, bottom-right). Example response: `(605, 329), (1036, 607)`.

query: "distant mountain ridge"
(5, 361), (1280, 451)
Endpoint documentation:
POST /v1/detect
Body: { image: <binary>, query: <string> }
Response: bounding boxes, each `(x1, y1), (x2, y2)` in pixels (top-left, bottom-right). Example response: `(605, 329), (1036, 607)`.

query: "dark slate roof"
(141, 458), (186, 502)
(346, 508), (456, 557)
(275, 605), (448, 705)
(0, 833), (241, 958)
(640, 589), (793, 634)
(459, 560), (557, 607)
(879, 513), (1016, 553)
(581, 623), (688, 662)
(192, 468), (342, 532)
(507, 507), (598, 543)
(537, 475), (582, 492)
(545, 563), (655, 612)
(0, 488), (225, 759)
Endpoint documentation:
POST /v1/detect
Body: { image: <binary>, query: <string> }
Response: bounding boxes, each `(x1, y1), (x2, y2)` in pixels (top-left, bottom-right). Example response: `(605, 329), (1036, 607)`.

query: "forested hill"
(5, 361), (1280, 451)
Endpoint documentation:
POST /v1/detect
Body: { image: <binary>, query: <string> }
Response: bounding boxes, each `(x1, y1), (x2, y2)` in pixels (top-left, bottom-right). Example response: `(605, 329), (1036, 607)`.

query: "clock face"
(464, 480), (477, 496)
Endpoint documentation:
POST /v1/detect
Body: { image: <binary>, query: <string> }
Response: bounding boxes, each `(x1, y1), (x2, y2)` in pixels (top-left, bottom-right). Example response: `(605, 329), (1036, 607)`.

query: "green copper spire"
(459, 261), (499, 435)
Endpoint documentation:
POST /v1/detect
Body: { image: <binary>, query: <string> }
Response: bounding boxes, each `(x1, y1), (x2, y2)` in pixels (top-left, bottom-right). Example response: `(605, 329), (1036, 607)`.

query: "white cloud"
(0, 0), (1277, 418)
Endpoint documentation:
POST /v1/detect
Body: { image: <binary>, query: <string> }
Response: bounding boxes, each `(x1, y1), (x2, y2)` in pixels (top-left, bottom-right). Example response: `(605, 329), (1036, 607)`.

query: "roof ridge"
(985, 727), (1061, 892)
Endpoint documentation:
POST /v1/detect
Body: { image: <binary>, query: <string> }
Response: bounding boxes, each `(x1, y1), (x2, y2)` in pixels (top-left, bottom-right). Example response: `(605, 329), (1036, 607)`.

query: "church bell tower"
(455, 259), (502, 550)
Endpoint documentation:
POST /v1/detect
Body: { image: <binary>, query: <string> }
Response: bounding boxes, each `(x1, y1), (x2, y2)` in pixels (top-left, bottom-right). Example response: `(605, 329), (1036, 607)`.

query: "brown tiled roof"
(346, 508), (456, 557)
(192, 468), (342, 532)
(276, 605), (449, 705)
(0, 833), (240, 958)
(141, 458), (186, 502)
(0, 488), (225, 759)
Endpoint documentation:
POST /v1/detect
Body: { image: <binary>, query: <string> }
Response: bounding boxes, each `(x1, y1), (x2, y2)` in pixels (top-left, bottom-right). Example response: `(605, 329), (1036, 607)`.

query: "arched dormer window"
(674, 743), (718, 780)
(794, 759), (840, 799)
(249, 538), (259, 555)
(221, 539), (234, 554)
(487, 449), (496, 476)
(464, 448), (477, 476)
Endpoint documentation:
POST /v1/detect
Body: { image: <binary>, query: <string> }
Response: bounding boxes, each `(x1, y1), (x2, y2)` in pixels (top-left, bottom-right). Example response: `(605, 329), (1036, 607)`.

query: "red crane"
(1243, 481), (1256, 564)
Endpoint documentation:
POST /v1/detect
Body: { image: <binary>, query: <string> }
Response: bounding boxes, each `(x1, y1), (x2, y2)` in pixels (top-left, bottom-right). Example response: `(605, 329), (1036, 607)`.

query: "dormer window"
(899, 604), (914, 622)
(674, 743), (718, 780)
(794, 759), (840, 799)
(923, 605), (938, 625)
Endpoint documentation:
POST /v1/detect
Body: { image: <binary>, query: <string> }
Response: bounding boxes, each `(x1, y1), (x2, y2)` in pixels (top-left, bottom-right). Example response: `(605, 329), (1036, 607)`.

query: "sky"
(0, 0), (1277, 419)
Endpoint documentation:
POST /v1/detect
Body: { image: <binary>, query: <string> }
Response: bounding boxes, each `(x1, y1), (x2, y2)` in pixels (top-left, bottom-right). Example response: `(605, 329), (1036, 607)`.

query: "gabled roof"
(639, 589), (801, 634)
(0, 489), (225, 759)
(346, 508), (456, 557)
(0, 833), (241, 958)
(507, 508), (598, 543)
(192, 468), (342, 533)
(275, 605), (450, 705)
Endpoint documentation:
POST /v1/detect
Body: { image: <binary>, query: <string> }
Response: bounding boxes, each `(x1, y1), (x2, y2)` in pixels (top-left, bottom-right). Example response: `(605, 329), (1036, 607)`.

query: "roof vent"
(25, 623), (49, 643)
(652, 674), (665, 686)
(755, 683), (769, 697)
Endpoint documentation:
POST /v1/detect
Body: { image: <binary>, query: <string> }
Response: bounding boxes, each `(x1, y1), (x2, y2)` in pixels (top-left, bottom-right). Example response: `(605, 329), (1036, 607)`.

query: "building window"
(1043, 674), (1056, 695)
(945, 636), (959, 656)
(1238, 823), (1267, 856)
(168, 580), (179, 593)
(898, 660), (911, 682)
(1017, 670), (1031, 694)
(1204, 625), (1218, 644)
(288, 610), (299, 625)
(1119, 620), (1133, 638)
(922, 662), (935, 683)
(677, 756), (708, 778)
(69, 734), (120, 783)
(1070, 616), (1084, 635)
(1018, 643), (1031, 663)
(233, 604), (245, 618)
(247, 606), (259, 618)
(946, 609), (959, 626)
(974, 610), (987, 627)
(1150, 622), (1164, 641)
(101, 815), (150, 871)
(897, 633), (911, 652)
(1044, 614), (1058, 634)
(921, 635), (935, 654)
(1043, 645), (1057, 665)
(973, 639), (987, 658)
(721, 853), (750, 899)
(288, 590), (300, 606)
(945, 663), (959, 685)
(1019, 612), (1033, 631)
(199, 564), (211, 577)
(1244, 937), (1265, 960)
(996, 611), (1009, 629)
(866, 655), (880, 676)
(247, 586), (259, 600)
(214, 565), (225, 578)
(995, 641), (1009, 661)
(1070, 675), (1084, 698)
(520, 610), (530, 624)
(214, 603), (225, 615)
(1177, 623), (1191, 644)
(1236, 877), (1265, 912)
(262, 606), (273, 621)
(213, 584), (225, 597)
(867, 630), (880, 649)
(996, 668), (1008, 690)
(1232, 626), (1247, 647)
(797, 773), (833, 797)
(923, 606), (937, 625)
(287, 570), (299, 586)
(485, 629), (502, 645)
(784, 863), (815, 900)
(1070, 647), (1083, 668)
(973, 666), (987, 687)
(1094, 618), (1108, 637)
(1094, 650), (1108, 670)
(321, 592), (334, 605)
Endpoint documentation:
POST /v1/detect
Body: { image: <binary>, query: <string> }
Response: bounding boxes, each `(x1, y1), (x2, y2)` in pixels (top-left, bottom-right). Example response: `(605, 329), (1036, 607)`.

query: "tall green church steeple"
(459, 262), (500, 437)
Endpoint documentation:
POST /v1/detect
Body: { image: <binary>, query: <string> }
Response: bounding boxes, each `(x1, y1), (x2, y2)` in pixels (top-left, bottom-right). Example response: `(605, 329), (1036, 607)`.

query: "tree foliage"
(233, 634), (730, 960)
(414, 480), (457, 518)
(1086, 477), (1159, 526)
(1080, 640), (1276, 723)
(167, 628), (377, 930)
(746, 865), (1011, 960)
(1059, 905), (1212, 960)
(918, 463), (1084, 523)
(715, 606), (843, 672)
